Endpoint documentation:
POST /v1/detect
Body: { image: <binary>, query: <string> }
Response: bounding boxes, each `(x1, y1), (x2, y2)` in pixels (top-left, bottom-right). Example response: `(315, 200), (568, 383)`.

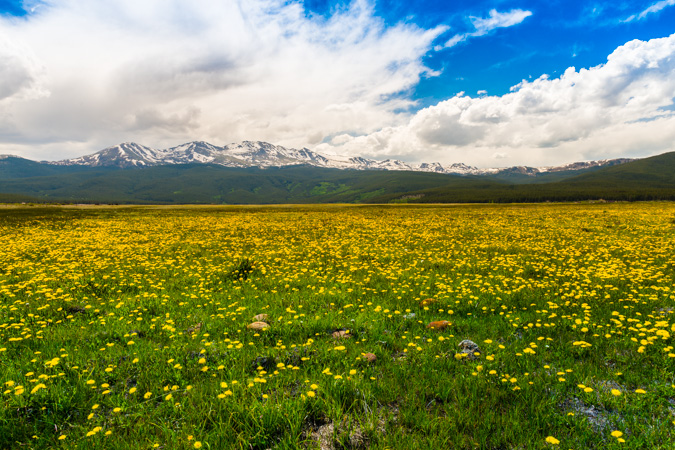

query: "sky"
(0, 0), (674, 167)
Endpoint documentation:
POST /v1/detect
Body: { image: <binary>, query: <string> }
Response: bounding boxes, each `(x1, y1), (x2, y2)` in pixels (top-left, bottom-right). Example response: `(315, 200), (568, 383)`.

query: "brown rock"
(362, 352), (377, 363)
(426, 320), (450, 330)
(420, 298), (437, 307)
(332, 329), (351, 339)
(247, 321), (270, 330)
(253, 314), (269, 322)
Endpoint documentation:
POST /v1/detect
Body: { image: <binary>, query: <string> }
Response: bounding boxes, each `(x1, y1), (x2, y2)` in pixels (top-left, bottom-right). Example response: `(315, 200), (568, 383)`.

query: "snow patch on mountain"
(51, 141), (632, 176)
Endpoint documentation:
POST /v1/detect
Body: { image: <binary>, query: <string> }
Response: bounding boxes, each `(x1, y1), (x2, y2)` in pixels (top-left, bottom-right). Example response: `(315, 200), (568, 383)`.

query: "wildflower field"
(1, 203), (674, 449)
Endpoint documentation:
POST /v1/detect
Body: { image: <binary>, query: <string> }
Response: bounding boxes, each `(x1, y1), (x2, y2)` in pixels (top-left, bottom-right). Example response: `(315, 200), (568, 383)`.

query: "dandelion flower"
(611, 431), (623, 438)
(545, 436), (560, 445)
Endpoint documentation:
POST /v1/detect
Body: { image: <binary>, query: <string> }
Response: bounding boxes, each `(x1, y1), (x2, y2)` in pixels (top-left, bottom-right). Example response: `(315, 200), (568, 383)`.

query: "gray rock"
(458, 339), (481, 359)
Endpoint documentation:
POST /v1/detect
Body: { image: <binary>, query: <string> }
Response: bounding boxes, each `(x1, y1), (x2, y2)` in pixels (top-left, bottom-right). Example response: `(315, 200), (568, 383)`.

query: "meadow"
(0, 203), (674, 449)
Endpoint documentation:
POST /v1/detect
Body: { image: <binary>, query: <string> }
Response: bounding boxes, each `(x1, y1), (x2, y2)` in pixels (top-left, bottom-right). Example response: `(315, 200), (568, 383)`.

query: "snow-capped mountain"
(50, 140), (632, 176)
(52, 142), (165, 168)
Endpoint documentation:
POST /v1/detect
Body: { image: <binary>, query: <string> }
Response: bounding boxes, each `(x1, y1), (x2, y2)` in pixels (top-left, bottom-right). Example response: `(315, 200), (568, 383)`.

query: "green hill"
(0, 164), (505, 204)
(385, 151), (675, 203)
(0, 156), (107, 179)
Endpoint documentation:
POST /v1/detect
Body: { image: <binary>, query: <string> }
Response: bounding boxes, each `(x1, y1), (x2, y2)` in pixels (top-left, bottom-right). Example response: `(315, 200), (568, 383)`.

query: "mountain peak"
(51, 140), (633, 176)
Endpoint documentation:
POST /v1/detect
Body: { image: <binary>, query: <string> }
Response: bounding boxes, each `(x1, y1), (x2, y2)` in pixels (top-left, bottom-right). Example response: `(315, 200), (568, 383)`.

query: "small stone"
(426, 320), (450, 330)
(247, 321), (269, 330)
(251, 356), (275, 372)
(332, 329), (351, 339)
(420, 298), (436, 307)
(458, 339), (481, 360)
(186, 323), (202, 335)
(362, 353), (377, 363)
(253, 314), (269, 322)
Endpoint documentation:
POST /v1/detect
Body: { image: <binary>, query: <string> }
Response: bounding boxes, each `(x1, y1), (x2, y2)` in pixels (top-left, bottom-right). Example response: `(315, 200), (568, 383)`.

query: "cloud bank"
(317, 33), (675, 167)
(1, 1), (674, 168)
(0, 0), (445, 159)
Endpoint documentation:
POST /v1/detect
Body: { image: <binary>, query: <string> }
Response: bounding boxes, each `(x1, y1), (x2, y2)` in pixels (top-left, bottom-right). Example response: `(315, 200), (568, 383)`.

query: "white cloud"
(625, 0), (675, 22)
(317, 33), (675, 167)
(0, 0), (445, 160)
(439, 9), (532, 49)
(0, 32), (48, 101)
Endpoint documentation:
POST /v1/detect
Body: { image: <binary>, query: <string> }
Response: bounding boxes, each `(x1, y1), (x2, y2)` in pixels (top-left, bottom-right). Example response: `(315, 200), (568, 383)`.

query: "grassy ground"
(1, 203), (674, 449)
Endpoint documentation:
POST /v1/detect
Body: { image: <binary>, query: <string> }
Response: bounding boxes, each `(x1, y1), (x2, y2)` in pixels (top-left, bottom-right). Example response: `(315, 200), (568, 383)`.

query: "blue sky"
(1, 0), (674, 167)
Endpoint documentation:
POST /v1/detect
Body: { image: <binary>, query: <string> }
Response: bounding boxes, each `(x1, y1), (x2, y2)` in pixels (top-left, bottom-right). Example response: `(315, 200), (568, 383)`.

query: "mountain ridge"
(42, 140), (633, 177)
(1, 150), (674, 204)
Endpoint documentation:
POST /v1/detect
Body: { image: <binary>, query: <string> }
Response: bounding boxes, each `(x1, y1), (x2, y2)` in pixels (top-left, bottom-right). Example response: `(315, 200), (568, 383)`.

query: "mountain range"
(0, 141), (673, 205)
(46, 140), (632, 177)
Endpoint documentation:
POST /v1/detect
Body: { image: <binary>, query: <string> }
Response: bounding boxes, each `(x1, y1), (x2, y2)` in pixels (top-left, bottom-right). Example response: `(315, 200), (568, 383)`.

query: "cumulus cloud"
(0, 0), (445, 159)
(438, 9), (532, 49)
(317, 33), (675, 167)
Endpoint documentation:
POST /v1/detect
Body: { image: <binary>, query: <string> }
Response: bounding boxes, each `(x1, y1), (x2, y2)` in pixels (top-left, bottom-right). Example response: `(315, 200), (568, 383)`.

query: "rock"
(332, 329), (351, 339)
(362, 352), (377, 363)
(426, 320), (450, 330)
(247, 321), (269, 330)
(458, 339), (481, 359)
(253, 314), (269, 321)
(420, 298), (436, 307)
(186, 323), (202, 334)
(251, 356), (275, 372)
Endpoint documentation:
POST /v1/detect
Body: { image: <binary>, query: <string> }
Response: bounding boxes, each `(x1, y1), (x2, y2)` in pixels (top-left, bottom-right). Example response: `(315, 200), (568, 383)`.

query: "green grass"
(0, 203), (674, 449)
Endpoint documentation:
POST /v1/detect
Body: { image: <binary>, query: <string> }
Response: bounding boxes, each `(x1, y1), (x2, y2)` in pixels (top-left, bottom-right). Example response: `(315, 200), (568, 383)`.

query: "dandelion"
(194, 442), (202, 449)
(545, 436), (560, 445)
(307, 391), (315, 397)
(611, 431), (623, 438)
(611, 389), (622, 396)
